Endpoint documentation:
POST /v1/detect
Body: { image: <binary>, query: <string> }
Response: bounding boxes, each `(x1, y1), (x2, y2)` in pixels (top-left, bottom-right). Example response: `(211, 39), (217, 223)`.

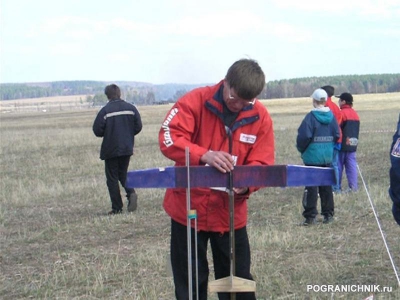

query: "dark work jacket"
(389, 113), (400, 225)
(340, 104), (360, 152)
(93, 99), (142, 160)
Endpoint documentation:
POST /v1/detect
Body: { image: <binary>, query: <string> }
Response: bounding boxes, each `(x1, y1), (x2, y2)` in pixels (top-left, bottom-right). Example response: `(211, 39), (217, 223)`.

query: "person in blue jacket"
(93, 84), (143, 215)
(389, 113), (400, 225)
(297, 88), (340, 225)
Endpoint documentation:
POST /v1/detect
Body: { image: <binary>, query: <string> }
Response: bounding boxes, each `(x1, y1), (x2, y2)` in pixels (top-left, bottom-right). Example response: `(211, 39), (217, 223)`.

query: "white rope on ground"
(357, 164), (400, 287)
(360, 130), (396, 133)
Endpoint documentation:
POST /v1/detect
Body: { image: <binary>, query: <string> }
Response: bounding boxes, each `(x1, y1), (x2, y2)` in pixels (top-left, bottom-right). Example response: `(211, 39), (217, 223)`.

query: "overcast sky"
(1, 0), (399, 84)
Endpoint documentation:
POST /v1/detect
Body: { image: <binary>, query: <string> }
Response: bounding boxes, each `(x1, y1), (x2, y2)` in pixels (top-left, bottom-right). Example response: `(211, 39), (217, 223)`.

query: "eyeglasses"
(227, 87), (255, 107)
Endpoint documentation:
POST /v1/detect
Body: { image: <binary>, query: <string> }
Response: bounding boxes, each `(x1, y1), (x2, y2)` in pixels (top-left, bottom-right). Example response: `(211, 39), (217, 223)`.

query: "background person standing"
(296, 88), (340, 225)
(321, 85), (342, 193)
(93, 84), (143, 215)
(336, 92), (360, 192)
(389, 113), (400, 225)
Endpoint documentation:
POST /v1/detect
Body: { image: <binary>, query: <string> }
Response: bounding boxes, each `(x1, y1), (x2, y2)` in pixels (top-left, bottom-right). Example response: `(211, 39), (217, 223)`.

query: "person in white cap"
(296, 88), (340, 225)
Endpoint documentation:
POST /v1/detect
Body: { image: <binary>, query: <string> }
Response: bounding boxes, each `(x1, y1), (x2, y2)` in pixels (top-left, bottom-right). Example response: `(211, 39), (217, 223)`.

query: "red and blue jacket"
(158, 81), (275, 233)
(340, 104), (360, 152)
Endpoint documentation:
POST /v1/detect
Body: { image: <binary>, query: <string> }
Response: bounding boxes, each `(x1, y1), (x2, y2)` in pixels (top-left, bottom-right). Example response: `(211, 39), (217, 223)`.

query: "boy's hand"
(201, 151), (234, 173)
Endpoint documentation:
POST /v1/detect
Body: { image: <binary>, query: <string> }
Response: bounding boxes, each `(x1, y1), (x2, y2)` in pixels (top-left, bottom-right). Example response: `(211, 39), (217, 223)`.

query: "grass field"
(1, 93), (400, 299)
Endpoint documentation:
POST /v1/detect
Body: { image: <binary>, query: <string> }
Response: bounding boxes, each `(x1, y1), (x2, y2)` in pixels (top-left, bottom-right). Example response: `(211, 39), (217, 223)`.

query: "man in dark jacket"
(389, 114), (400, 225)
(93, 84), (142, 214)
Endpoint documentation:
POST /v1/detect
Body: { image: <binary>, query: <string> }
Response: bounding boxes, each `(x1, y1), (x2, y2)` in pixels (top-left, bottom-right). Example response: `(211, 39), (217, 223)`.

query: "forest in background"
(1, 74), (399, 106)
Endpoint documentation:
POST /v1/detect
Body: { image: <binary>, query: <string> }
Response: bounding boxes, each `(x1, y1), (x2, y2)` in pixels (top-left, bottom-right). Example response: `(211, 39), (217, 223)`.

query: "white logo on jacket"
(392, 138), (400, 158)
(161, 108), (178, 147)
(240, 133), (256, 144)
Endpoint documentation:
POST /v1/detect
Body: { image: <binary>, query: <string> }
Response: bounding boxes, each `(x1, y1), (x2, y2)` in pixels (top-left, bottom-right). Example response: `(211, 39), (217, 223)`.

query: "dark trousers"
(104, 155), (134, 211)
(302, 185), (334, 219)
(170, 219), (256, 300)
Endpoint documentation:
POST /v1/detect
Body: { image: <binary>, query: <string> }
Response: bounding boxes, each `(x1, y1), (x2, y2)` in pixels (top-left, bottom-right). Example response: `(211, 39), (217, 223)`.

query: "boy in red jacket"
(159, 59), (274, 300)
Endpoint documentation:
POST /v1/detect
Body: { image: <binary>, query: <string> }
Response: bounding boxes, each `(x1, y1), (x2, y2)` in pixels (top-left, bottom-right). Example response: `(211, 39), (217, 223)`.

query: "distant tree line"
(1, 74), (399, 104)
(0, 81), (107, 100)
(86, 85), (192, 106)
(0, 80), (199, 106)
(260, 74), (400, 99)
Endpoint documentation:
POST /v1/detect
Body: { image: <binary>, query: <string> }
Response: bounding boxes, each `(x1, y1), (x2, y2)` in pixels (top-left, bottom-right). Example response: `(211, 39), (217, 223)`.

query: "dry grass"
(0, 93), (399, 299)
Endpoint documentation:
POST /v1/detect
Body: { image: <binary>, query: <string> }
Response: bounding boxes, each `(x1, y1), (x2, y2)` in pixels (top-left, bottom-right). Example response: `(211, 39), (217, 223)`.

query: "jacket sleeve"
(132, 106), (143, 136)
(93, 108), (106, 137)
(333, 117), (340, 144)
(296, 114), (313, 153)
(158, 92), (208, 166)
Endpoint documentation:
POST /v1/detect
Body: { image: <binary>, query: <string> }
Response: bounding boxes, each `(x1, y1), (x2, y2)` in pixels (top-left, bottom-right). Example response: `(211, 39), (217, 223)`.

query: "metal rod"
(226, 126), (236, 300)
(185, 147), (193, 300)
(357, 164), (400, 287)
(194, 210), (199, 300)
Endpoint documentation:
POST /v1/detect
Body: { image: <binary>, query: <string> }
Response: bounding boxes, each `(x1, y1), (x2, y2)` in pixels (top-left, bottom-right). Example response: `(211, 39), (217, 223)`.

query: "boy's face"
(223, 81), (255, 112)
